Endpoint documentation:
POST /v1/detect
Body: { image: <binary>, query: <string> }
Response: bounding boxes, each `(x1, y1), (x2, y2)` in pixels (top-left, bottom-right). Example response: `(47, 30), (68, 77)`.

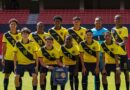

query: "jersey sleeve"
(37, 48), (43, 58)
(2, 34), (6, 43)
(55, 50), (60, 59)
(123, 27), (128, 38)
(95, 41), (100, 52)
(29, 33), (34, 41)
(59, 47), (63, 57)
(113, 43), (120, 54)
(79, 43), (84, 52)
(74, 46), (80, 55)
(32, 42), (38, 52)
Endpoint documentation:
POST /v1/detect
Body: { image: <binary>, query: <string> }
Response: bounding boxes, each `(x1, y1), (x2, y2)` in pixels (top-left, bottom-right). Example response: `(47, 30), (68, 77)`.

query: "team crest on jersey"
(60, 32), (63, 36)
(16, 36), (19, 40)
(43, 36), (45, 39)
(119, 31), (122, 34)
(80, 32), (83, 36)
(92, 46), (96, 50)
(51, 53), (55, 57)
(28, 46), (31, 50)
(111, 48), (114, 51)
(72, 51), (75, 54)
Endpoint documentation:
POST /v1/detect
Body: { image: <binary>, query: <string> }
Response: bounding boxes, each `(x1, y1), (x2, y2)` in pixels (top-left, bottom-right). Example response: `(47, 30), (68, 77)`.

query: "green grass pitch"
(0, 72), (129, 90)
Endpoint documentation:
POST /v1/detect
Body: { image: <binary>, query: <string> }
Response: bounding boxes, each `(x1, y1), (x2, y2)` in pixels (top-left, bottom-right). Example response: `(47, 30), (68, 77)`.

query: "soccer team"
(1, 15), (129, 90)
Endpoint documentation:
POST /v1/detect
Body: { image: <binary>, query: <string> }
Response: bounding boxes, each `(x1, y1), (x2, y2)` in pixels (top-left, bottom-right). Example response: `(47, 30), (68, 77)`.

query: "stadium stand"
(0, 9), (29, 24)
(38, 9), (130, 24)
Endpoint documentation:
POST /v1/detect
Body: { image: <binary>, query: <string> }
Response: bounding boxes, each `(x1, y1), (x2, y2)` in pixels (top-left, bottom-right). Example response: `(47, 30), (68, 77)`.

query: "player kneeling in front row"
(101, 32), (121, 90)
(38, 36), (64, 90)
(79, 30), (100, 90)
(14, 27), (38, 90)
(59, 35), (79, 90)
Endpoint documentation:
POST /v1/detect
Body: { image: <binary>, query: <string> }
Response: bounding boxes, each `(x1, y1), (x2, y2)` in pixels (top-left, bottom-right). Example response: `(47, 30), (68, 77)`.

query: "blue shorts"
(104, 64), (116, 76)
(2, 60), (14, 74)
(119, 55), (129, 71)
(15, 63), (36, 77)
(84, 63), (97, 75)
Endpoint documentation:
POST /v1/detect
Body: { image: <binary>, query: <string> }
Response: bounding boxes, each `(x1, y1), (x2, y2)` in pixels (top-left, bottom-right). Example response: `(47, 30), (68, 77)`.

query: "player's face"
(65, 36), (72, 45)
(104, 33), (112, 41)
(22, 32), (29, 39)
(46, 40), (53, 47)
(94, 18), (102, 27)
(54, 19), (62, 27)
(85, 32), (93, 40)
(37, 23), (44, 32)
(114, 16), (122, 25)
(9, 22), (17, 30)
(73, 20), (81, 26)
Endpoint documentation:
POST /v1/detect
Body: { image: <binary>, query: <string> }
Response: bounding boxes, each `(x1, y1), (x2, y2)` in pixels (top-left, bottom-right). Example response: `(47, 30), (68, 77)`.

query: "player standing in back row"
(48, 16), (68, 49)
(111, 15), (129, 90)
(91, 16), (109, 70)
(1, 18), (22, 90)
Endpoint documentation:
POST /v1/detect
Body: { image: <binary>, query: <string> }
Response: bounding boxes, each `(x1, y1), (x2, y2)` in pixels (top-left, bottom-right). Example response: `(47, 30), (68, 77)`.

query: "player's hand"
(95, 66), (99, 75)
(1, 59), (5, 66)
(57, 61), (63, 67)
(102, 67), (107, 75)
(48, 66), (54, 70)
(82, 66), (87, 75)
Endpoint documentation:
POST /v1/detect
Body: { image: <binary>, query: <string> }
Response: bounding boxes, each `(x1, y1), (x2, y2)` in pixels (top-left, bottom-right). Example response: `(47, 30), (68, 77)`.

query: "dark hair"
(73, 16), (81, 21)
(9, 18), (18, 24)
(66, 35), (72, 40)
(86, 30), (93, 34)
(53, 16), (62, 21)
(21, 27), (31, 34)
(45, 36), (53, 41)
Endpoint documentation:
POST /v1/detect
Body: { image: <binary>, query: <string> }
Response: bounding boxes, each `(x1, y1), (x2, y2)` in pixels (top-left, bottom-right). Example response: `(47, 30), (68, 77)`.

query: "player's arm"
(102, 52), (105, 68)
(2, 42), (7, 65)
(13, 45), (18, 71)
(95, 42), (100, 75)
(115, 54), (119, 67)
(14, 52), (17, 71)
(39, 57), (54, 70)
(95, 51), (100, 75)
(79, 52), (86, 75)
(34, 51), (38, 73)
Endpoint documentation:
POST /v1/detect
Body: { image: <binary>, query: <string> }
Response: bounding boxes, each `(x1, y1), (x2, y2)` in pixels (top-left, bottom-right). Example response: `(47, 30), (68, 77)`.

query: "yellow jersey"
(2, 31), (21, 61)
(101, 41), (119, 64)
(111, 26), (128, 55)
(14, 40), (37, 65)
(38, 46), (60, 65)
(48, 27), (68, 48)
(29, 32), (49, 49)
(79, 40), (100, 63)
(68, 27), (87, 47)
(59, 45), (79, 65)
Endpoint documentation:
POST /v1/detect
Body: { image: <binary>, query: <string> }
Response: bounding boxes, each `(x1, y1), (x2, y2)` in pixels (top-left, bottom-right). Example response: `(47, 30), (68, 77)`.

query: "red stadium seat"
(0, 10), (29, 24)
(38, 9), (130, 24)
